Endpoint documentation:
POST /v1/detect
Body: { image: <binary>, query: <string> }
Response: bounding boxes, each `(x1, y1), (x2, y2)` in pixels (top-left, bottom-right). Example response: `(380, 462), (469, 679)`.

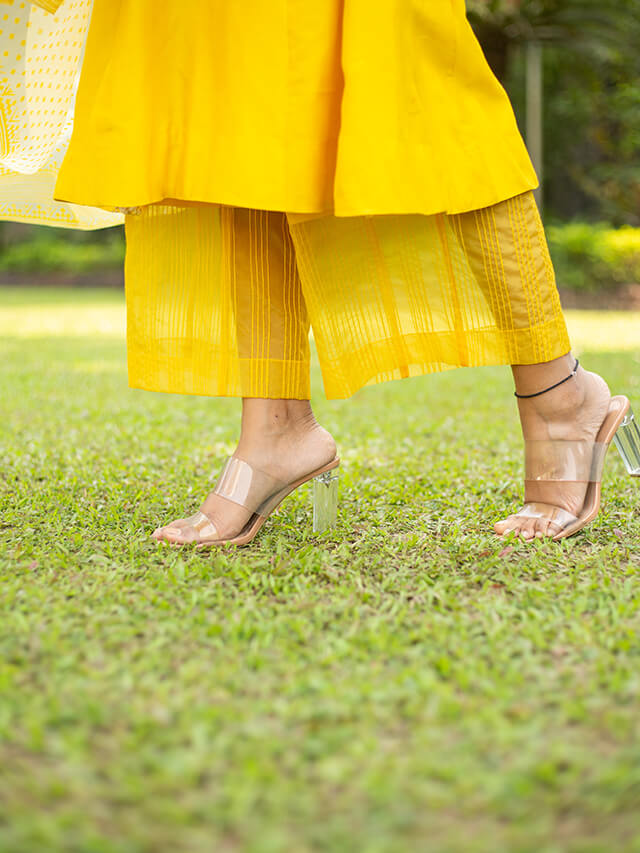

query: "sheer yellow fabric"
(125, 191), (570, 401)
(0, 0), (121, 228)
(126, 206), (312, 399)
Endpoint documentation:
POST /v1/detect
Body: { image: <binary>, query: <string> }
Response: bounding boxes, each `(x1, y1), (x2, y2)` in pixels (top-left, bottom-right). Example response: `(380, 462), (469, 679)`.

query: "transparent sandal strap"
(213, 456), (287, 515)
(524, 440), (608, 483)
(515, 503), (578, 529)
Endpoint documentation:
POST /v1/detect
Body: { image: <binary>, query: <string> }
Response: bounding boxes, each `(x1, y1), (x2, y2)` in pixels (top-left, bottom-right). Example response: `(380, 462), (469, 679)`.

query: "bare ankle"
(512, 353), (578, 397)
(515, 366), (611, 444)
(525, 370), (586, 420)
(240, 398), (316, 440)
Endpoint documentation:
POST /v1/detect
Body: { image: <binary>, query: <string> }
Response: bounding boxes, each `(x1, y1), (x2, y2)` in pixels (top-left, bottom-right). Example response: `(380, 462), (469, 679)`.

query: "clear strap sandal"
(155, 455), (340, 548)
(506, 395), (639, 540)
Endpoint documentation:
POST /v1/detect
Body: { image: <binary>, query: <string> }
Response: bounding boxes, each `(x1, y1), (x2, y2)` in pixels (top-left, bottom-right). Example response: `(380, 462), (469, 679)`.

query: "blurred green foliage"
(467, 0), (640, 225)
(548, 222), (640, 290)
(1, 221), (638, 291)
(0, 230), (124, 272)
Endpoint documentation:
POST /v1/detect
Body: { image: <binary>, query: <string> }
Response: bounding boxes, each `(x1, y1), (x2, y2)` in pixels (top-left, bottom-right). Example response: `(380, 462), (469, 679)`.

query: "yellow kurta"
(2, 0), (570, 400)
(53, 0), (538, 216)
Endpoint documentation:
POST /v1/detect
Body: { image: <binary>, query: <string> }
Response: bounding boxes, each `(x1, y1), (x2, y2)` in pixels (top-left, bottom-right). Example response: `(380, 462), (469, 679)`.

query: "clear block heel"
(312, 468), (340, 533)
(153, 456), (341, 547)
(613, 406), (640, 476)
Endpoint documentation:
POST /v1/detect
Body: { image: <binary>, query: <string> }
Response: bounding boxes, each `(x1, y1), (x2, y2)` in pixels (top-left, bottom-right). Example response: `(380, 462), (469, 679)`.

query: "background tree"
(467, 0), (640, 225)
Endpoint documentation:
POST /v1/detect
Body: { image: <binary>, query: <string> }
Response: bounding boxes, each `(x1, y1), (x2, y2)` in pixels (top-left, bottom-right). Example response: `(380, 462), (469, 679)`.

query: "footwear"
(499, 395), (640, 541)
(154, 455), (340, 548)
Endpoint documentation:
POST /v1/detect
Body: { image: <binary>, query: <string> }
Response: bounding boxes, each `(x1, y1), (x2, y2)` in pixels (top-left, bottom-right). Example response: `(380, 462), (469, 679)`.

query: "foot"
(152, 405), (337, 545)
(494, 366), (611, 540)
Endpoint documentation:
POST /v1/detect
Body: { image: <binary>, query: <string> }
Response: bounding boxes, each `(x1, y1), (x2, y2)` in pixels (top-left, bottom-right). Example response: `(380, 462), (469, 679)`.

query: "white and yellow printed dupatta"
(0, 0), (121, 228)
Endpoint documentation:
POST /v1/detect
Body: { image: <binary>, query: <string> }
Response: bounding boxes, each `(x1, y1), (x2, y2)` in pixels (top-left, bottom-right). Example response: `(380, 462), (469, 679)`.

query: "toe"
(154, 524), (186, 544)
(496, 516), (537, 541)
(494, 517), (516, 536)
(162, 525), (199, 544)
(496, 509), (567, 542)
(495, 512), (529, 538)
(518, 519), (537, 541)
(532, 517), (564, 541)
(534, 518), (553, 539)
(153, 517), (191, 540)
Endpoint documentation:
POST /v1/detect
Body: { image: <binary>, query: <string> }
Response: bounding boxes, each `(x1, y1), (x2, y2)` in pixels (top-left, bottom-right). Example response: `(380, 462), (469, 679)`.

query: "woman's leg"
(494, 355), (611, 539)
(154, 396), (337, 542)
(452, 192), (611, 539)
(153, 208), (336, 544)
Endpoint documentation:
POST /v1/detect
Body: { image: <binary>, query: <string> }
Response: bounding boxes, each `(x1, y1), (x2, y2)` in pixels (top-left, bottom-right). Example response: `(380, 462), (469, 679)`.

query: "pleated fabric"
(125, 191), (570, 401)
(125, 205), (312, 399)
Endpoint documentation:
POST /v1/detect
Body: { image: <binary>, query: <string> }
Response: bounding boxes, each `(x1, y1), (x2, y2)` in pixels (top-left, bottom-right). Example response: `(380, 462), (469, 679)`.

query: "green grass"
(1, 287), (640, 853)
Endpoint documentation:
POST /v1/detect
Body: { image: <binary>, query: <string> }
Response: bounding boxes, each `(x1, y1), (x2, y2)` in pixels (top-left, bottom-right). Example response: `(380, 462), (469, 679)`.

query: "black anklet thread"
(514, 359), (580, 399)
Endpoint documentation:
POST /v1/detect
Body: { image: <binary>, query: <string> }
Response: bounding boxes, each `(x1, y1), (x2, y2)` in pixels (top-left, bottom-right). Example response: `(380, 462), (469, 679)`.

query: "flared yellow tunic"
(53, 0), (538, 216)
(2, 0), (570, 399)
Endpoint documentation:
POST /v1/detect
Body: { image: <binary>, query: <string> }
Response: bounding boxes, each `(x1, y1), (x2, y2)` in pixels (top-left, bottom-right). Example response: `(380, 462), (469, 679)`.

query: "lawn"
(1, 287), (640, 853)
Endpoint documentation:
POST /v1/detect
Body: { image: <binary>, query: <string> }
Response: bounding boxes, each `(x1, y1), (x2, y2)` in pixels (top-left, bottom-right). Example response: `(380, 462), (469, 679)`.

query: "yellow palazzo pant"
(125, 191), (570, 400)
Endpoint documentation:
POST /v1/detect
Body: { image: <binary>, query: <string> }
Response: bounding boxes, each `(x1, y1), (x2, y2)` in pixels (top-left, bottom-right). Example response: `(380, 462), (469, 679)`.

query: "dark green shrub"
(0, 235), (124, 273)
(547, 222), (640, 291)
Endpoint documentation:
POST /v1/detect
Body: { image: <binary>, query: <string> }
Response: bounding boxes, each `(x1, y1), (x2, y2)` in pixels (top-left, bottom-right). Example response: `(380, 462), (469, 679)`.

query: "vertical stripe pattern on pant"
(124, 191), (570, 400)
(125, 204), (311, 399)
